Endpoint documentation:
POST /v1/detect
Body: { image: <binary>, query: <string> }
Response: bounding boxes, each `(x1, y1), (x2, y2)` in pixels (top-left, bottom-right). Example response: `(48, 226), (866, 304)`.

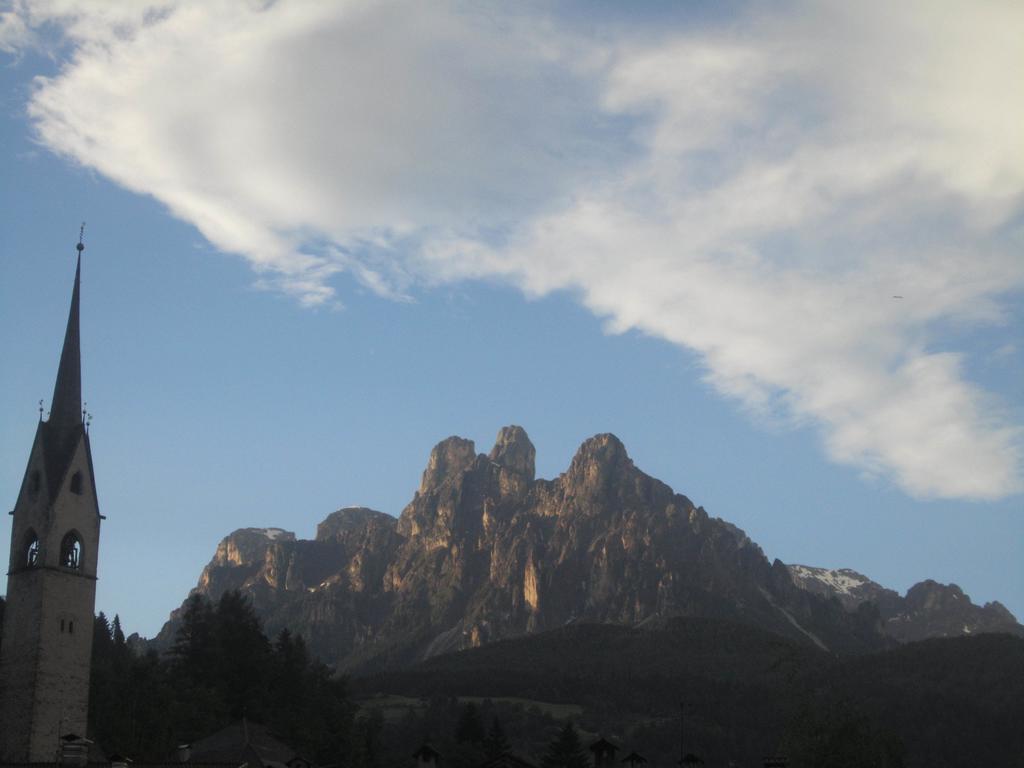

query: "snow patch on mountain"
(256, 527), (293, 541)
(788, 564), (870, 597)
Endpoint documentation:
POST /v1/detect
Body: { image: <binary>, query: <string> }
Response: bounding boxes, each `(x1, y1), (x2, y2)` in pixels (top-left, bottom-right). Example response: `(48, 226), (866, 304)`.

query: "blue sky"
(1, 0), (1022, 637)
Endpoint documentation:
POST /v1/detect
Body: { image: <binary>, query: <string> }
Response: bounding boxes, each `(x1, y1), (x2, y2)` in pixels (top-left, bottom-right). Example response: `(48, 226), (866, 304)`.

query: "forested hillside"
(87, 592), (352, 762)
(355, 619), (1024, 767)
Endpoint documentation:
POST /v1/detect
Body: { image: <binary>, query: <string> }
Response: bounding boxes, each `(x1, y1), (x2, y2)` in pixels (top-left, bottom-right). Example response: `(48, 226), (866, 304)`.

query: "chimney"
(412, 743), (441, 768)
(59, 734), (92, 767)
(589, 738), (619, 768)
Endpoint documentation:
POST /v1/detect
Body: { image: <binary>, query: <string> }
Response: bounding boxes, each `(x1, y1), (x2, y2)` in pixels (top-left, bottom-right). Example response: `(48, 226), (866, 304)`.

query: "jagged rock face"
(157, 427), (1021, 671)
(164, 513), (403, 662)
(785, 566), (1023, 643)
(786, 565), (901, 613)
(375, 429), (836, 662)
(490, 425), (535, 479)
(885, 580), (1023, 642)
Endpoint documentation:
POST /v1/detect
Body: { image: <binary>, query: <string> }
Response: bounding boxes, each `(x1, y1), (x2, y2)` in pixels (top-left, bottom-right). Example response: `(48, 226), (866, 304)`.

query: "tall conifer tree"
(541, 722), (589, 768)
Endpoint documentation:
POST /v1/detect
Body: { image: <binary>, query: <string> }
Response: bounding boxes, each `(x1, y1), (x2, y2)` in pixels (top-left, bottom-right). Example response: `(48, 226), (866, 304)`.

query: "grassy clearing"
(355, 693), (584, 722)
(458, 696), (583, 719)
(355, 694), (424, 721)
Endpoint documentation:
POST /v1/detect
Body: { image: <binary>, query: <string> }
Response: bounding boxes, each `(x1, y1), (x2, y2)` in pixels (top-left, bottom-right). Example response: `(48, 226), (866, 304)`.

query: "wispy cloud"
(7, 0), (1023, 499)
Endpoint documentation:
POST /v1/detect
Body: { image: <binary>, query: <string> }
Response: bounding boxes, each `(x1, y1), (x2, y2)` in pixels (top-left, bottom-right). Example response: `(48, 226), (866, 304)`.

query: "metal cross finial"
(77, 222), (85, 254)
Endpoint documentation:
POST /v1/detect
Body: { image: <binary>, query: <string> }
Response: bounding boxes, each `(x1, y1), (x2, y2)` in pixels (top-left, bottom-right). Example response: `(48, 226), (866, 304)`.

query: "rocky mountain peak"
(316, 507), (394, 541)
(557, 433), (665, 510)
(887, 579), (1023, 641)
(574, 431), (628, 460)
(785, 563), (893, 612)
(565, 433), (631, 485)
(211, 527), (294, 566)
(489, 425), (535, 480)
(904, 580), (965, 612)
(786, 568), (1023, 643)
(419, 436), (477, 494)
(983, 601), (1017, 623)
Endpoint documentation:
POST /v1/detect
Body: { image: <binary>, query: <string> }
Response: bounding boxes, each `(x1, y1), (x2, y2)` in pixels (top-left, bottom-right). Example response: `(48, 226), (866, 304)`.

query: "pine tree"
(93, 612), (113, 657)
(541, 722), (589, 768)
(456, 701), (486, 744)
(349, 709), (384, 768)
(213, 590), (272, 719)
(484, 716), (511, 759)
(170, 593), (216, 677)
(112, 614), (126, 646)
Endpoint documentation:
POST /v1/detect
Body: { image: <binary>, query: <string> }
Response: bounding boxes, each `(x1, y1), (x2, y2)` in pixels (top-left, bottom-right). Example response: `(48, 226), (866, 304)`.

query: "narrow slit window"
(70, 471), (83, 495)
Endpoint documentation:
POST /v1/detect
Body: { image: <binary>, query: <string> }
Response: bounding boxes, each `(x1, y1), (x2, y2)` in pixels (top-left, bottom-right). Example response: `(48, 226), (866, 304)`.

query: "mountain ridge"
(155, 426), (1021, 669)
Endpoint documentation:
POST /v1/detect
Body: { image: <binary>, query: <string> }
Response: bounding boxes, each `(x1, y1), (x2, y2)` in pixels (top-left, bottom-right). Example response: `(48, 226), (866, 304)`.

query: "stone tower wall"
(1, 433), (100, 762)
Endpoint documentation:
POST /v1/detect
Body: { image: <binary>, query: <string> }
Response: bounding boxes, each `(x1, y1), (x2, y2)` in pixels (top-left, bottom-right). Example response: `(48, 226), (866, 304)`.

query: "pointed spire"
(49, 252), (83, 433)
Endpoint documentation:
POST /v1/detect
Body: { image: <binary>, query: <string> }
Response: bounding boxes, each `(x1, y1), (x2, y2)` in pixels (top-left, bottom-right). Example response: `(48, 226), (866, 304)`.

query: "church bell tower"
(1, 239), (102, 761)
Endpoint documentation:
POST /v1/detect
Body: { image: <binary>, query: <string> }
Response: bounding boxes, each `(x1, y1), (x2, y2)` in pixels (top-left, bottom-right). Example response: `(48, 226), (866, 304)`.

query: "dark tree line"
(81, 596), (595, 768)
(342, 695), (554, 768)
(0, 596), (1011, 767)
(358, 620), (1024, 766)
(88, 591), (353, 762)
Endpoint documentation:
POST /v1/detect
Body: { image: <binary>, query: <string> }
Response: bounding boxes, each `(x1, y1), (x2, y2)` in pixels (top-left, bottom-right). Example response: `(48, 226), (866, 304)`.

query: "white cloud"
(20, 1), (619, 294)
(0, 2), (33, 53)
(7, 0), (1024, 499)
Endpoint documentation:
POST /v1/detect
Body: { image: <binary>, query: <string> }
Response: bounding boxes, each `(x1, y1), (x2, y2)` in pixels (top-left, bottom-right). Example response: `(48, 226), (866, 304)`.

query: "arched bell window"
(24, 529), (40, 567)
(60, 532), (83, 570)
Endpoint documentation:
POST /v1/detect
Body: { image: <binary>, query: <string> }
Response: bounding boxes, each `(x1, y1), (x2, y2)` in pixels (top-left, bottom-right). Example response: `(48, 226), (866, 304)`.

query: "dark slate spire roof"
(41, 252), (86, 499)
(50, 253), (82, 431)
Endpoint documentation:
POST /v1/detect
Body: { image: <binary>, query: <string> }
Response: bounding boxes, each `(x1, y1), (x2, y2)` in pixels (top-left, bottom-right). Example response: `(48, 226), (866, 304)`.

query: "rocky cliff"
(786, 565), (1023, 642)
(156, 426), (1021, 670)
